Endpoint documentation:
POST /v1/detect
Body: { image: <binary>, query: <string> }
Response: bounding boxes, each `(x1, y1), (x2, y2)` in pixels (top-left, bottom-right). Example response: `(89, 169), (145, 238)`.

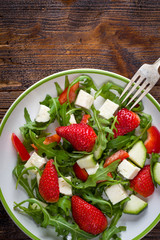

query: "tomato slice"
(104, 149), (129, 168)
(11, 133), (30, 161)
(59, 82), (79, 105)
(144, 126), (160, 153)
(43, 134), (61, 145)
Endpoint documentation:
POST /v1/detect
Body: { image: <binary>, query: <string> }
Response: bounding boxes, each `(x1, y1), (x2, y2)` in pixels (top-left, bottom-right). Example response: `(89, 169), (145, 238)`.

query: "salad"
(12, 75), (160, 240)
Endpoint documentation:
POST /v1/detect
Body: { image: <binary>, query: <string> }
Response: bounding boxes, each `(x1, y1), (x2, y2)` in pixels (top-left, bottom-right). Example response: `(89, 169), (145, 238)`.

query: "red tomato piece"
(103, 149), (129, 168)
(11, 133), (30, 161)
(80, 114), (91, 124)
(144, 126), (160, 153)
(43, 134), (61, 145)
(58, 82), (79, 105)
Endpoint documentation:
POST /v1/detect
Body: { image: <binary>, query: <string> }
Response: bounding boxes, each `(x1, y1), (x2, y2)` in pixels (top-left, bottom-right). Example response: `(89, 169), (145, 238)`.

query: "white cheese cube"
(69, 114), (77, 124)
(75, 90), (94, 110)
(58, 176), (72, 196)
(105, 184), (128, 205)
(24, 152), (46, 173)
(117, 159), (140, 179)
(85, 163), (99, 175)
(99, 99), (119, 119)
(35, 104), (50, 122)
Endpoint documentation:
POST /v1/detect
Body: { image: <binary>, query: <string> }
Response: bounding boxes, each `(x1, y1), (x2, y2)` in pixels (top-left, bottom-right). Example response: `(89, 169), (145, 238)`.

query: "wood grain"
(0, 0), (160, 239)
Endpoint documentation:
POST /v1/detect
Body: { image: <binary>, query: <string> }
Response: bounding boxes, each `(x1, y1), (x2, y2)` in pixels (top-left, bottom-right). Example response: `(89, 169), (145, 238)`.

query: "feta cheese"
(69, 114), (77, 124)
(85, 163), (99, 175)
(99, 99), (119, 119)
(35, 104), (50, 122)
(24, 152), (46, 173)
(75, 90), (94, 110)
(105, 184), (128, 205)
(117, 159), (140, 179)
(58, 176), (72, 196)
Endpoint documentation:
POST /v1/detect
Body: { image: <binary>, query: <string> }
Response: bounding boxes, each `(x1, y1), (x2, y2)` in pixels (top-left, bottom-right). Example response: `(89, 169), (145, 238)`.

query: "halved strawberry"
(43, 134), (61, 145)
(73, 163), (88, 182)
(39, 159), (59, 203)
(56, 123), (97, 152)
(144, 126), (160, 154)
(130, 165), (154, 197)
(58, 82), (79, 105)
(114, 108), (140, 138)
(104, 149), (129, 168)
(71, 195), (108, 235)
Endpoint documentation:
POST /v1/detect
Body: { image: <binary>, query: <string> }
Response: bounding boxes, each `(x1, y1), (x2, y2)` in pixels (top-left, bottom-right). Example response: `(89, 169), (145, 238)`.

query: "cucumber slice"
(123, 194), (148, 214)
(128, 141), (146, 168)
(153, 162), (160, 185)
(76, 154), (95, 169)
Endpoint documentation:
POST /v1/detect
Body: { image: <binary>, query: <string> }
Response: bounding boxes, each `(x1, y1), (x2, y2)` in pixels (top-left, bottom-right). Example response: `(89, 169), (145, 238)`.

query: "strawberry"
(56, 123), (97, 152)
(114, 108), (140, 138)
(39, 159), (59, 203)
(144, 126), (160, 154)
(71, 195), (107, 235)
(73, 163), (88, 182)
(130, 165), (154, 197)
(104, 149), (129, 168)
(58, 82), (79, 105)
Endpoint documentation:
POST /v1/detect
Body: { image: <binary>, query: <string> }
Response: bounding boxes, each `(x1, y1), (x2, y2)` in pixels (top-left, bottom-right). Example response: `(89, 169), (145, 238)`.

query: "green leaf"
(54, 82), (63, 96)
(13, 164), (35, 198)
(101, 225), (126, 240)
(40, 94), (52, 107)
(24, 108), (32, 123)
(65, 75), (70, 88)
(14, 198), (94, 240)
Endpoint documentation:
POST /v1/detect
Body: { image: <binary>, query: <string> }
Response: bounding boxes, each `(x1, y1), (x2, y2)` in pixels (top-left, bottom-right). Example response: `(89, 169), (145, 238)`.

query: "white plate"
(0, 69), (160, 240)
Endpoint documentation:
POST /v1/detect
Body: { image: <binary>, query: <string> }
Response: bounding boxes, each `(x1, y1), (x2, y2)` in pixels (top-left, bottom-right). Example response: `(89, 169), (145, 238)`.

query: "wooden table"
(0, 1), (160, 239)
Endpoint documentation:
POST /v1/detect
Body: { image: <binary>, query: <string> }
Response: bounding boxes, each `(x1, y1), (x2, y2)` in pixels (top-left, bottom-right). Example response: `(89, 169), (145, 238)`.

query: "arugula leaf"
(40, 94), (52, 107)
(107, 134), (137, 151)
(13, 164), (35, 198)
(14, 198), (94, 240)
(54, 82), (63, 96)
(65, 75), (70, 88)
(59, 103), (70, 126)
(101, 225), (126, 240)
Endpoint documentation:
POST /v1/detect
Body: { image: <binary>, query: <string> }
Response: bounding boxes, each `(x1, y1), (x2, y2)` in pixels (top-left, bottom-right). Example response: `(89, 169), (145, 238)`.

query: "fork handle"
(153, 58), (160, 70)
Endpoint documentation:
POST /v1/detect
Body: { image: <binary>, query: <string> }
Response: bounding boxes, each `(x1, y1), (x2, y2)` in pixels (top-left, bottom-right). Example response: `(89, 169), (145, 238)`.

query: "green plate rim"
(0, 68), (160, 240)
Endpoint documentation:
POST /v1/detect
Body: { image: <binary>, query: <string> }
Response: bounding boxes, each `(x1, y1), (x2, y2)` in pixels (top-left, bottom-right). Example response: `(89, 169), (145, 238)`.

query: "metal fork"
(120, 58), (160, 110)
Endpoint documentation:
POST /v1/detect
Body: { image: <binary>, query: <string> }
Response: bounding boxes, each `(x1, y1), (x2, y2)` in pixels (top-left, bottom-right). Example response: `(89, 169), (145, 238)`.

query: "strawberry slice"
(114, 108), (140, 138)
(144, 126), (160, 154)
(104, 149), (129, 168)
(58, 82), (79, 105)
(71, 195), (108, 235)
(73, 163), (88, 182)
(43, 134), (61, 145)
(56, 123), (97, 152)
(130, 165), (154, 197)
(39, 159), (59, 203)
(11, 133), (30, 162)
